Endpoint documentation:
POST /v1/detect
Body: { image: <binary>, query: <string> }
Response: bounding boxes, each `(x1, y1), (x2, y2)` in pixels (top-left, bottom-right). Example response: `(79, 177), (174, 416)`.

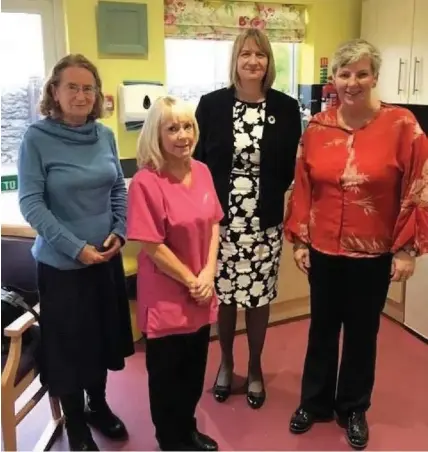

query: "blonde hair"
(331, 38), (382, 77)
(229, 28), (276, 92)
(39, 54), (104, 120)
(136, 96), (200, 171)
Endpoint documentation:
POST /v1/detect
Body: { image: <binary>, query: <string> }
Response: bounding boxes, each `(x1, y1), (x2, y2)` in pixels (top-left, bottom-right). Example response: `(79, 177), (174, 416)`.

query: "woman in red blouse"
(285, 38), (428, 450)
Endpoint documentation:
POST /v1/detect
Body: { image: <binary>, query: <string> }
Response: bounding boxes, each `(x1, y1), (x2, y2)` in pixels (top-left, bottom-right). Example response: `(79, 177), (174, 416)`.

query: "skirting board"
(383, 298), (405, 323)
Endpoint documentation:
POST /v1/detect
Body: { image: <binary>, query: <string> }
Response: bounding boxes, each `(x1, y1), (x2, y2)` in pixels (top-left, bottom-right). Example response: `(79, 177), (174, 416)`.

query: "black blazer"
(194, 86), (302, 229)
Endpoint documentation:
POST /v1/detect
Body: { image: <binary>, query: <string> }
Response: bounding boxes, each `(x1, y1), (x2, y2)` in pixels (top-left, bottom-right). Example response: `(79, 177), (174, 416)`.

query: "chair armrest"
(4, 304), (40, 338)
(1, 225), (37, 238)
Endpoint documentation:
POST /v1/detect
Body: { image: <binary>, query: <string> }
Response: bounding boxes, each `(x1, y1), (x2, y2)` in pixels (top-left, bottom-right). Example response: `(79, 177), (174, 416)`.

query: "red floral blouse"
(284, 104), (428, 257)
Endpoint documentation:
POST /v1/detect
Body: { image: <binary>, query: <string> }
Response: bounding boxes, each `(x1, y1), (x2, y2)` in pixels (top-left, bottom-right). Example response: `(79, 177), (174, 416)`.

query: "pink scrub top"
(127, 159), (224, 339)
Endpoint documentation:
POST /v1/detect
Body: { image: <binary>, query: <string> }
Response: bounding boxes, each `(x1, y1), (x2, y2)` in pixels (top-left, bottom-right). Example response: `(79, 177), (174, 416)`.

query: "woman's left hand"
(192, 267), (215, 304)
(390, 250), (416, 282)
(99, 233), (122, 261)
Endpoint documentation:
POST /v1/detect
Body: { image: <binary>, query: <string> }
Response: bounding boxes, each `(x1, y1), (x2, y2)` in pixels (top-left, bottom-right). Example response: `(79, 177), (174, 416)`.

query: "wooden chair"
(1, 304), (63, 451)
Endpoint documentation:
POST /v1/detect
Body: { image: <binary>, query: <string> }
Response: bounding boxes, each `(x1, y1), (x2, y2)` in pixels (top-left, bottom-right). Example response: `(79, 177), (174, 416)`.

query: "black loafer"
(289, 408), (334, 434)
(85, 403), (128, 440)
(185, 430), (219, 451)
(337, 411), (369, 450)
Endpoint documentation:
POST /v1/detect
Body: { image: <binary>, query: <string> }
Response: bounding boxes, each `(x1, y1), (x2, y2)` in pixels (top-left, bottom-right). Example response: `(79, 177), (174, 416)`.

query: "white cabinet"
(409, 0), (428, 105)
(404, 255), (428, 339)
(361, 0), (428, 105)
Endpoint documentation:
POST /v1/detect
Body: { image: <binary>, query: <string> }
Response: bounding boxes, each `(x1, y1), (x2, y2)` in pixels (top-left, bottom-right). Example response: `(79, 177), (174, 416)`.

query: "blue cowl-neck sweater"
(18, 118), (127, 270)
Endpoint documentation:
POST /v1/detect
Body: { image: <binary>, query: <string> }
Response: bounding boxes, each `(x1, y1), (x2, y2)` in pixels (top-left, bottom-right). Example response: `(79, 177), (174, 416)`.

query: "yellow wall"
(62, 0), (361, 160)
(302, 0), (362, 83)
(232, 0), (362, 84)
(62, 0), (165, 159)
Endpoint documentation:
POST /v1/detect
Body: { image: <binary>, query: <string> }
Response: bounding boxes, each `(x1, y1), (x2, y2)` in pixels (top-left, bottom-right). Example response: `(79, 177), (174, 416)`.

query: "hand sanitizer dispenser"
(118, 82), (166, 129)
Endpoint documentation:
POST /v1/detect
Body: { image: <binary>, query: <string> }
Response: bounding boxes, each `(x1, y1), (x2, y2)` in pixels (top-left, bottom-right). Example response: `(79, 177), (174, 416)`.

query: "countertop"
(1, 182), (405, 328)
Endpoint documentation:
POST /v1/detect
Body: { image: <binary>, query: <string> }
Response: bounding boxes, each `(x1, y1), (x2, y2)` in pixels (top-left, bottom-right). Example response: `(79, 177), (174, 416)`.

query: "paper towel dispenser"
(118, 82), (166, 128)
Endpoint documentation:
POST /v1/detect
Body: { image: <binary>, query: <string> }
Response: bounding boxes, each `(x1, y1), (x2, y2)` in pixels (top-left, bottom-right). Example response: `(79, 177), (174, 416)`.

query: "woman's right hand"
(77, 245), (106, 265)
(294, 246), (311, 274)
(192, 286), (213, 305)
(186, 276), (212, 305)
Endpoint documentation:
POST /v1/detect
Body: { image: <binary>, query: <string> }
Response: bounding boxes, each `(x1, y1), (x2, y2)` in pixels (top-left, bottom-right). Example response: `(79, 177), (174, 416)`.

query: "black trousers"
(300, 248), (392, 417)
(145, 325), (211, 445)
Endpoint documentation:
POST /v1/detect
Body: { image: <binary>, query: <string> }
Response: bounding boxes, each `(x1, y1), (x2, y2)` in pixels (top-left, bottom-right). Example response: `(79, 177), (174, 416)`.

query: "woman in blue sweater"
(18, 54), (134, 451)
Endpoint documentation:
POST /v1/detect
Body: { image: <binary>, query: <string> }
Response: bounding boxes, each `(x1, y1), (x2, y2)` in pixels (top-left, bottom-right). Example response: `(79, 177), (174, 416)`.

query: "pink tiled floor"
(10, 317), (428, 451)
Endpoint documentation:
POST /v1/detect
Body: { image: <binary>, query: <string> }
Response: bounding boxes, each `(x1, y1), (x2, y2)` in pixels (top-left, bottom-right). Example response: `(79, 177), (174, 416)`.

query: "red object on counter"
(104, 95), (115, 117)
(322, 77), (340, 110)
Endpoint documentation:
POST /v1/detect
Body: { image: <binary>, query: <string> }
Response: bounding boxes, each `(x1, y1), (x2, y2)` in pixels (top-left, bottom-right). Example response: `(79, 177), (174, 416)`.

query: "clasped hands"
(77, 233), (122, 265)
(188, 267), (215, 305)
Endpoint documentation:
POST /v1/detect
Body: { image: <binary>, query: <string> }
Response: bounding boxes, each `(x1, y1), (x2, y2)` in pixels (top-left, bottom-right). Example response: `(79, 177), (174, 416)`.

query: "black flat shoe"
(289, 408), (334, 434)
(246, 379), (266, 409)
(85, 402), (128, 440)
(213, 382), (231, 402)
(337, 411), (369, 450)
(213, 367), (232, 403)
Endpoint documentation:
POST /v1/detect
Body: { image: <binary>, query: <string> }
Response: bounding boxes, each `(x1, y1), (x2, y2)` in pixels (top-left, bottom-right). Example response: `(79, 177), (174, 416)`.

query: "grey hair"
(331, 39), (382, 76)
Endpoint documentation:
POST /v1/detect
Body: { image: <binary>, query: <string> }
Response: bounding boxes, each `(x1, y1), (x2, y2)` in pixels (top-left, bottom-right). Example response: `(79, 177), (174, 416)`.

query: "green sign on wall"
(1, 175), (18, 192)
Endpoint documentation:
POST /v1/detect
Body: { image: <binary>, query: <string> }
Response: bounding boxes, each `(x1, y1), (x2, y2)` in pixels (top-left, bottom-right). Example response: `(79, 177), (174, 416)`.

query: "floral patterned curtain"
(164, 1), (306, 42)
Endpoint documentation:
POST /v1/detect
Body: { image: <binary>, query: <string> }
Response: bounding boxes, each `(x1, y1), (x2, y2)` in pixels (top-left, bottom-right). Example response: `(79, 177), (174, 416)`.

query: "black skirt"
(37, 254), (135, 397)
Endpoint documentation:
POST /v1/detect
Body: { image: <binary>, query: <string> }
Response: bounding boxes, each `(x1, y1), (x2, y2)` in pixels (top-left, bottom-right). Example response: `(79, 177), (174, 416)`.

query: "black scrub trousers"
(299, 248), (392, 417)
(145, 325), (211, 446)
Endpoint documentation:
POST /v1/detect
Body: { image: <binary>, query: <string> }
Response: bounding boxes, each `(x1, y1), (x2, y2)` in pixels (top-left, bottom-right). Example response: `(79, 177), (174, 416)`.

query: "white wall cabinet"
(361, 0), (428, 105)
(404, 255), (428, 340)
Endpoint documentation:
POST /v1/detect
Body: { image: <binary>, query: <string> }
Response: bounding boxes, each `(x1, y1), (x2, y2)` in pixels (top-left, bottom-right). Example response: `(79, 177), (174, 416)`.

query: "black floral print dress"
(215, 99), (283, 309)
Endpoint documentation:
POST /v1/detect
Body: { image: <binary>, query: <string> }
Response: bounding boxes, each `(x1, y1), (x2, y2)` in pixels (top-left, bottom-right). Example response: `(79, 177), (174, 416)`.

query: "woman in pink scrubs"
(127, 96), (223, 452)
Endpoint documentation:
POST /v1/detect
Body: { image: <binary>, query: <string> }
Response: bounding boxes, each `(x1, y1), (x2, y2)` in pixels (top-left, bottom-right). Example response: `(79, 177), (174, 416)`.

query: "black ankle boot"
(85, 399), (128, 440)
(85, 379), (128, 440)
(65, 419), (99, 451)
(60, 391), (99, 451)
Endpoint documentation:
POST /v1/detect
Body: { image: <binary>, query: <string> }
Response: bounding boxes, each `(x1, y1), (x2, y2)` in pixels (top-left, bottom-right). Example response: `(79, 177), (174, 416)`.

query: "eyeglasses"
(63, 83), (97, 96)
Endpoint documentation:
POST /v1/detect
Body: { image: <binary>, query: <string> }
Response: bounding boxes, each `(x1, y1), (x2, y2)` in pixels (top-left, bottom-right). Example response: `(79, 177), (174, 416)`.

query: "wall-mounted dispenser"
(118, 81), (166, 130)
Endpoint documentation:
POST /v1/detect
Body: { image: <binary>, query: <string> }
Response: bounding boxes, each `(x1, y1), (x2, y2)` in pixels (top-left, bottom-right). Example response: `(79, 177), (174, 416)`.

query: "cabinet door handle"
(412, 57), (420, 94)
(397, 58), (405, 94)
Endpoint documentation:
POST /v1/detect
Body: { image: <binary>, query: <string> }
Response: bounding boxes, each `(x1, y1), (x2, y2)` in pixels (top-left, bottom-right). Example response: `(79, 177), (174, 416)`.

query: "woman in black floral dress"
(194, 28), (301, 408)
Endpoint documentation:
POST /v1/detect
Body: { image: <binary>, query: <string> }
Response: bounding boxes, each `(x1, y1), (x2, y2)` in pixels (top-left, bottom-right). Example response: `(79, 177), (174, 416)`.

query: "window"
(166, 39), (299, 107)
(1, 0), (64, 224)
(1, 0), (63, 177)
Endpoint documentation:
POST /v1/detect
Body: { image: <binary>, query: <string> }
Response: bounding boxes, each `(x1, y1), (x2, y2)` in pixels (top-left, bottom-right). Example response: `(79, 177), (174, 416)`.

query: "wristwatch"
(402, 246), (417, 257)
(293, 242), (308, 252)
